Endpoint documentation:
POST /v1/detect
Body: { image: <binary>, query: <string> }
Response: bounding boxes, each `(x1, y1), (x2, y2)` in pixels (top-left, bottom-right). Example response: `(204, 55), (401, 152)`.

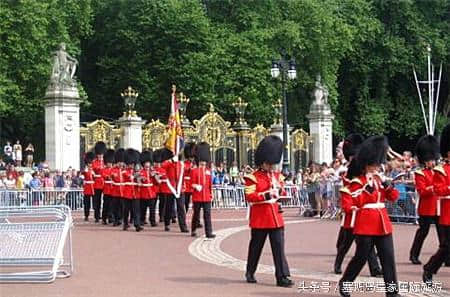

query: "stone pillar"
(45, 86), (80, 170)
(307, 102), (334, 165)
(234, 126), (250, 168)
(117, 113), (145, 151)
(306, 75), (335, 165)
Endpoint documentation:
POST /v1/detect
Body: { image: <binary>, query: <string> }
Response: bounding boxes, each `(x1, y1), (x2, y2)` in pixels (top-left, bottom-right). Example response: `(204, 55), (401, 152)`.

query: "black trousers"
(93, 189), (102, 220)
(122, 199), (141, 228)
(184, 193), (192, 213)
(83, 195), (92, 219)
(410, 216), (443, 259)
(246, 228), (290, 280)
(424, 225), (450, 274)
(158, 194), (166, 222)
(111, 196), (122, 224)
(164, 194), (187, 230)
(101, 194), (112, 223)
(341, 234), (398, 296)
(140, 199), (157, 225)
(191, 202), (213, 236)
(335, 227), (381, 274)
(172, 198), (177, 219)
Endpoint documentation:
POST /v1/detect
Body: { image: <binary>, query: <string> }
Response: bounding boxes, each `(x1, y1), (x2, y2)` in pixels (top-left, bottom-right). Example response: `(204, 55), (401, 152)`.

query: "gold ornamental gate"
(80, 101), (310, 170)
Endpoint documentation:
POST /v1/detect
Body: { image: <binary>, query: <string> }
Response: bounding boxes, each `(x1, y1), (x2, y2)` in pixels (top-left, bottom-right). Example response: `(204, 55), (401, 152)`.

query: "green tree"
(0, 0), (93, 159)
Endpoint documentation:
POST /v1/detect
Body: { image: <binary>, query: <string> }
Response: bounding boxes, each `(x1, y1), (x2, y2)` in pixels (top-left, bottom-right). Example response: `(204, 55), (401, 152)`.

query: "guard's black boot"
(339, 280), (351, 297)
(276, 277), (293, 288)
(409, 256), (421, 265)
(245, 272), (256, 283)
(423, 270), (433, 286)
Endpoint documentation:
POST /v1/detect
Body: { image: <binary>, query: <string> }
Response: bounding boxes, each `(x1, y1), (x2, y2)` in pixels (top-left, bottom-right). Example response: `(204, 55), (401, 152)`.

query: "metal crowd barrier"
(0, 189), (84, 210)
(0, 184), (418, 223)
(0, 205), (74, 283)
(211, 184), (306, 209)
(386, 187), (418, 223)
(211, 185), (247, 208)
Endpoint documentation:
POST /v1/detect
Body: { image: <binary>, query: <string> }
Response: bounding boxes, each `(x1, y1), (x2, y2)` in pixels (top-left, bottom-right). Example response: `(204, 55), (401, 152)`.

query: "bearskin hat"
(254, 135), (283, 166)
(124, 148), (140, 165)
(153, 149), (162, 163)
(440, 123), (450, 157)
(342, 133), (365, 161)
(104, 149), (115, 164)
(354, 136), (388, 169)
(346, 159), (362, 180)
(84, 151), (95, 164)
(115, 148), (125, 163)
(140, 150), (153, 164)
(194, 142), (211, 163)
(184, 142), (195, 159)
(94, 141), (107, 155)
(415, 135), (440, 164)
(160, 148), (174, 162)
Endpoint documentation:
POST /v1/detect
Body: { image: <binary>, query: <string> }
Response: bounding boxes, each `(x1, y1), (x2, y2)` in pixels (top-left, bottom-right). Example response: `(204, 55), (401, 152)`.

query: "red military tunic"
(190, 166), (212, 202)
(163, 160), (184, 197)
(350, 175), (399, 236)
(244, 169), (285, 229)
(92, 158), (104, 190)
(122, 168), (135, 199)
(339, 170), (354, 229)
(433, 163), (450, 226)
(139, 168), (156, 200)
(82, 168), (95, 196)
(414, 168), (438, 216)
(183, 160), (193, 194)
(111, 166), (123, 198)
(155, 165), (170, 195)
(102, 166), (113, 196)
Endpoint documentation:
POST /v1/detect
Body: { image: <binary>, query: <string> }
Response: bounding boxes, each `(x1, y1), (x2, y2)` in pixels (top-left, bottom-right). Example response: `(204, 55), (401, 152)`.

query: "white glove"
(269, 188), (279, 199)
(193, 184), (203, 192)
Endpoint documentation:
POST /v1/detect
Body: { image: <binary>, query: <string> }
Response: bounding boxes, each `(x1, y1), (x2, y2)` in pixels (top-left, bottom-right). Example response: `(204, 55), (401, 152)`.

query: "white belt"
(123, 182), (136, 186)
(348, 203), (385, 228)
(113, 183), (123, 186)
(84, 181), (94, 184)
(437, 196), (450, 216)
(246, 197), (279, 220)
(104, 181), (113, 184)
(140, 184), (153, 187)
(362, 202), (385, 209)
(93, 174), (102, 178)
(184, 177), (191, 180)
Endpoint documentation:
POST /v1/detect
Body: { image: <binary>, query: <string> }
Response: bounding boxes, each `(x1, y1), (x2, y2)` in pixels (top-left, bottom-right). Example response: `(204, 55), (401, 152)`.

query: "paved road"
(1, 209), (448, 297)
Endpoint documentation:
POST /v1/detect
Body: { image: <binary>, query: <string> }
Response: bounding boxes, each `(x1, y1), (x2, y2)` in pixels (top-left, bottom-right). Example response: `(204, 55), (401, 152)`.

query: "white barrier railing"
(0, 184), (418, 222)
(0, 189), (84, 210)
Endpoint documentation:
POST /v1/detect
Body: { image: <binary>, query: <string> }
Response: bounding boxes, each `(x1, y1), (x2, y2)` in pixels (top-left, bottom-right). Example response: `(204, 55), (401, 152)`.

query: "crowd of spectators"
(0, 162), (83, 191)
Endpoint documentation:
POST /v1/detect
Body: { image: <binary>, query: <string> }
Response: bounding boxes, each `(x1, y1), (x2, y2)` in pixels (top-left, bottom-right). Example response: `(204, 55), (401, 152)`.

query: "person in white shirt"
(3, 141), (12, 162)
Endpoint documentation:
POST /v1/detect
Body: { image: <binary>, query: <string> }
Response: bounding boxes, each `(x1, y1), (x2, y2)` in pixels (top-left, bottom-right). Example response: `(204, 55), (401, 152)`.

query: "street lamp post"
(271, 50), (297, 174)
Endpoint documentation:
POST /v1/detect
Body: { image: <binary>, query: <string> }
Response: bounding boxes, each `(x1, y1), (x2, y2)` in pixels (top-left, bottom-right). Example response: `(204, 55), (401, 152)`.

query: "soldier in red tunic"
(139, 150), (158, 227)
(183, 143), (195, 213)
(122, 149), (142, 232)
(423, 123), (450, 284)
(339, 136), (400, 297)
(409, 135), (442, 264)
(162, 148), (189, 233)
(190, 142), (215, 238)
(82, 152), (95, 221)
(111, 148), (125, 226)
(101, 149), (115, 225)
(92, 141), (106, 223)
(243, 135), (293, 288)
(153, 149), (170, 223)
(334, 133), (382, 276)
